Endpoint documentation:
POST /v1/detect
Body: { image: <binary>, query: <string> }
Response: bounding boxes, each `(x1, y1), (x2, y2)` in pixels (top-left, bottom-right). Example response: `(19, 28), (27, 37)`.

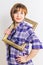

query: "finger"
(16, 58), (21, 63)
(16, 57), (21, 61)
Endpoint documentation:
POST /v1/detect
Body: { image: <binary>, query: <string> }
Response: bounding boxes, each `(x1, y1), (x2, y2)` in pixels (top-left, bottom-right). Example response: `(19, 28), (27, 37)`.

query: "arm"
(27, 49), (39, 61)
(16, 49), (39, 63)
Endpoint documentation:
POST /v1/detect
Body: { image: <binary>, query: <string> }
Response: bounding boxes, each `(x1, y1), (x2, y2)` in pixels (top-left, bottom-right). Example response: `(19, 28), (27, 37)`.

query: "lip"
(16, 18), (21, 20)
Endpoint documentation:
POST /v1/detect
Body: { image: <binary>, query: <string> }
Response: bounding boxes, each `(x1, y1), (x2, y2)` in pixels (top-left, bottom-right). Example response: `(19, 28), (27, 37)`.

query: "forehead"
(15, 8), (25, 12)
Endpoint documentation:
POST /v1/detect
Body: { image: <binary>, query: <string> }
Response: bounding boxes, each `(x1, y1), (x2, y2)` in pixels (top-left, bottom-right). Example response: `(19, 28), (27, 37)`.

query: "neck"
(14, 22), (20, 29)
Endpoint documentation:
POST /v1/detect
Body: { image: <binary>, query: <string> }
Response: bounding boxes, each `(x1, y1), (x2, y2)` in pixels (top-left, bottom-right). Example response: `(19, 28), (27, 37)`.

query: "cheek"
(21, 15), (25, 19)
(13, 15), (17, 19)
(14, 14), (17, 17)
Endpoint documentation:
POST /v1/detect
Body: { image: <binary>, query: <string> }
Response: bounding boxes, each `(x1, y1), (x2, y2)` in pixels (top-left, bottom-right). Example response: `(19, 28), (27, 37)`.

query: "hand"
(16, 55), (28, 64)
(4, 29), (11, 35)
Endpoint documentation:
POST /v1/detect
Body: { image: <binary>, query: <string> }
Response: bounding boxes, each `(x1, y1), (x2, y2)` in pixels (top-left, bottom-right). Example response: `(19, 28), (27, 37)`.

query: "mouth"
(16, 18), (21, 20)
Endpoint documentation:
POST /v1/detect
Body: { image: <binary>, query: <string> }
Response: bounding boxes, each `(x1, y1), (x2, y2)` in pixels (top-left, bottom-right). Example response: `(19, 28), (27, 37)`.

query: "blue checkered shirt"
(7, 21), (43, 65)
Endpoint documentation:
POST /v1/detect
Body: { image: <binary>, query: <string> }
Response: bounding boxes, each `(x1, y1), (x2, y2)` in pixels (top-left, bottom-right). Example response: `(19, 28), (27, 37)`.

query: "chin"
(16, 20), (22, 23)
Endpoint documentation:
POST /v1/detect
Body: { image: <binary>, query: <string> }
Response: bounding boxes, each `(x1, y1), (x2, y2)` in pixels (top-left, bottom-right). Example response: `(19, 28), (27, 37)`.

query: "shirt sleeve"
(26, 27), (43, 49)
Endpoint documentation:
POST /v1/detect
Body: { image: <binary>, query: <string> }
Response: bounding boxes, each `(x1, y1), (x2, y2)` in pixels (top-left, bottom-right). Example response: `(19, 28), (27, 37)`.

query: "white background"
(0, 0), (43, 65)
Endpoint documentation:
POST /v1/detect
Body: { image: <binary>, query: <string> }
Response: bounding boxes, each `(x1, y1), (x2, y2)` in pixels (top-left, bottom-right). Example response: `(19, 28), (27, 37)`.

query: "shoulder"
(22, 21), (35, 34)
(22, 21), (32, 30)
(17, 21), (34, 33)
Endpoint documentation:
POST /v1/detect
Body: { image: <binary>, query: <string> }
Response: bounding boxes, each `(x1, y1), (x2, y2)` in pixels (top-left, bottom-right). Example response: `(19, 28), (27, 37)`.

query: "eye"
(21, 12), (24, 14)
(13, 10), (18, 13)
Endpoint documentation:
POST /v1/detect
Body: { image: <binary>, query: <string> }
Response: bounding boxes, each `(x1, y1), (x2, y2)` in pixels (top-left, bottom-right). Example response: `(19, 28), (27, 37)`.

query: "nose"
(17, 12), (21, 17)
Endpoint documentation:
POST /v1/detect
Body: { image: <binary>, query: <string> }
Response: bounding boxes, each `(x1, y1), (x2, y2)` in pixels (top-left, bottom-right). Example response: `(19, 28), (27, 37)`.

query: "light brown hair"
(10, 3), (27, 22)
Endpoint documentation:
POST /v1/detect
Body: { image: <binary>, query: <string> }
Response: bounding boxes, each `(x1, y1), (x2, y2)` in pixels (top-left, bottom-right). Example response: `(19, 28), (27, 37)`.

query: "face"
(13, 9), (25, 23)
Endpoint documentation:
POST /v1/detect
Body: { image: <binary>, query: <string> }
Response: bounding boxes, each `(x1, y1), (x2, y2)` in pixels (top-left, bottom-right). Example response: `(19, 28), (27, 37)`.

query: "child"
(4, 3), (43, 65)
